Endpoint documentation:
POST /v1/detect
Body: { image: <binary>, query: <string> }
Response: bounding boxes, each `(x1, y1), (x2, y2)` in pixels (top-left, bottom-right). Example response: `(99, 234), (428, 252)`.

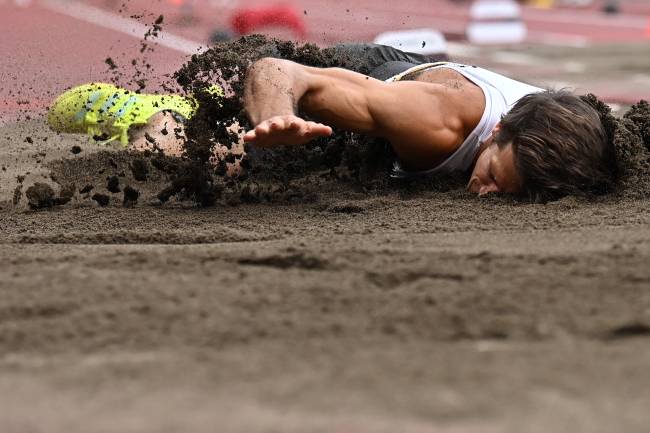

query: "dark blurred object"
(168, 0), (197, 25)
(602, 0), (620, 14)
(230, 5), (307, 39)
(209, 29), (234, 44)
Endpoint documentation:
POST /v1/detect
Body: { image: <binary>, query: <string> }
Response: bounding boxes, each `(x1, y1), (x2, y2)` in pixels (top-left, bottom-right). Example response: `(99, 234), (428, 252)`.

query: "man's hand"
(243, 115), (333, 148)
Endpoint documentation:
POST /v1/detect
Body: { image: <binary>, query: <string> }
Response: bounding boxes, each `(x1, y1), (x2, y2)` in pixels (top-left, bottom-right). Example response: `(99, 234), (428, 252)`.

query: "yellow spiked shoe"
(47, 83), (221, 146)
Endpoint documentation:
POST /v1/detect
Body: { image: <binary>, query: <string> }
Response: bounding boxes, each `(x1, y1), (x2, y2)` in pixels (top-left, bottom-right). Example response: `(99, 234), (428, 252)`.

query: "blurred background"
(2, 0), (649, 124)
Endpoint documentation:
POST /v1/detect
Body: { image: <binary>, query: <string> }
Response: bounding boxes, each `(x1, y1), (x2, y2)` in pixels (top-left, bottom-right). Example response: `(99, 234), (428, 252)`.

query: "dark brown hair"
(496, 90), (617, 201)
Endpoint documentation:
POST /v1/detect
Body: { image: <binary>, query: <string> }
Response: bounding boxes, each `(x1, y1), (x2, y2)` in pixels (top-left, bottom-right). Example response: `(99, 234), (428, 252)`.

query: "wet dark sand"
(1, 117), (650, 432)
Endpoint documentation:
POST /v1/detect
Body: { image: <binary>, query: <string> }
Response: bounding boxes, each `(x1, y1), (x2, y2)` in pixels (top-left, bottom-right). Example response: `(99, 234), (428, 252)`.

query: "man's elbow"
(250, 57), (280, 69)
(248, 57), (294, 79)
(249, 57), (311, 94)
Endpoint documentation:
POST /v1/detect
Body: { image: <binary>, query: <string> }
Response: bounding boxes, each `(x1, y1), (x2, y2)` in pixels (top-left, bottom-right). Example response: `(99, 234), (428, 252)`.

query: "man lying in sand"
(47, 43), (616, 200)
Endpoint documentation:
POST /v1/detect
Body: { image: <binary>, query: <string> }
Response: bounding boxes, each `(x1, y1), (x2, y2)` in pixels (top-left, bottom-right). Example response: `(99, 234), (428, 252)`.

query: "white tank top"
(387, 62), (544, 177)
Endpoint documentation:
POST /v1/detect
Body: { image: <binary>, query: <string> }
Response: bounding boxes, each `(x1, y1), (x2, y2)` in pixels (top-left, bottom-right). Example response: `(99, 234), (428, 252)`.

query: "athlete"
(47, 44), (616, 199)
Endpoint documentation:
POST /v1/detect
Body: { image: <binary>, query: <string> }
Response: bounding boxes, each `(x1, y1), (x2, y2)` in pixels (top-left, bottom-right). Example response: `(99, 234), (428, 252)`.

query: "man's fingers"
(306, 122), (333, 137)
(269, 120), (282, 131)
(243, 130), (257, 143)
(244, 117), (331, 147)
(255, 123), (271, 135)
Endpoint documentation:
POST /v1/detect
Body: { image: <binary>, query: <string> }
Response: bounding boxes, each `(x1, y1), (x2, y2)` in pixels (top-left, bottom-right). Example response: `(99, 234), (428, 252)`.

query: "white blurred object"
(466, 21), (527, 44)
(469, 0), (522, 20)
(373, 29), (447, 55)
(466, 0), (527, 45)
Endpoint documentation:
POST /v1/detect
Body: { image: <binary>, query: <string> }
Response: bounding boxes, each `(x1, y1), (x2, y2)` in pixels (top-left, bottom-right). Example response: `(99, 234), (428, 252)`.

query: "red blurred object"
(230, 5), (307, 39)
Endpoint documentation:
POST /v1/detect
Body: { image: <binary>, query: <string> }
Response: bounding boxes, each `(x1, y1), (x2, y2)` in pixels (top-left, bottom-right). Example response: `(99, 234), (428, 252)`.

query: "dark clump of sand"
(123, 185), (139, 206)
(24, 182), (75, 209)
(25, 182), (55, 209)
(130, 158), (149, 181)
(107, 175), (121, 193)
(582, 96), (650, 198)
(46, 149), (181, 208)
(92, 193), (110, 207)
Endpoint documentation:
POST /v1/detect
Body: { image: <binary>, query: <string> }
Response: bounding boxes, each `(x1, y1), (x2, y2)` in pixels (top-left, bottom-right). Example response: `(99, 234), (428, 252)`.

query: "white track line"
(39, 0), (206, 55)
(526, 31), (590, 48)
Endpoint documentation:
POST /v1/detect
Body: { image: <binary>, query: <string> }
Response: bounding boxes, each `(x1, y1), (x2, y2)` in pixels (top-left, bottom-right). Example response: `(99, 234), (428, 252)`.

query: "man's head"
(468, 90), (617, 200)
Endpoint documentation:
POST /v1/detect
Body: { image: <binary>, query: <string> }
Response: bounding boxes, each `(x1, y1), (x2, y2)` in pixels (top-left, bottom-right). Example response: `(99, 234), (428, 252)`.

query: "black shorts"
(328, 43), (449, 81)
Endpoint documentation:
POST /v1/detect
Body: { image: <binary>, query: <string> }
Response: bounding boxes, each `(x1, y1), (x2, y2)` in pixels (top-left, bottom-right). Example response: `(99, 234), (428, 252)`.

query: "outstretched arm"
(243, 57), (467, 170)
(243, 58), (334, 147)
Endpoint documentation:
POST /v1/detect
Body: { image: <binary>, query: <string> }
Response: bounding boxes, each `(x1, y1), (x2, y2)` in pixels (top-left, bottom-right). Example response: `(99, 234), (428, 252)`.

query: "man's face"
(467, 132), (523, 197)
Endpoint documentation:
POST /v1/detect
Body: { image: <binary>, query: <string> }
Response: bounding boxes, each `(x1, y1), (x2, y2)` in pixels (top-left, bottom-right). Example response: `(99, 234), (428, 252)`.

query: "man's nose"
(478, 183), (499, 197)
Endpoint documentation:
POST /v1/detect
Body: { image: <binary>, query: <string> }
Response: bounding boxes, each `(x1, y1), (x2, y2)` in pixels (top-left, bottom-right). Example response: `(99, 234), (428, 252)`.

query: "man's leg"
(46, 82), (247, 173)
(129, 111), (185, 156)
(129, 111), (245, 176)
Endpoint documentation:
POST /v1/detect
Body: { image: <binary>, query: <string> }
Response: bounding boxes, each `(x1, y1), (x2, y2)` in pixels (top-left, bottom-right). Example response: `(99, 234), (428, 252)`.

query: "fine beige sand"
(1, 114), (650, 433)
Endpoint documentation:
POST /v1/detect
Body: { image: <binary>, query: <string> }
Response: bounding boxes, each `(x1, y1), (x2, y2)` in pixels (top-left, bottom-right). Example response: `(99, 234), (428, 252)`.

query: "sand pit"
(2, 38), (650, 433)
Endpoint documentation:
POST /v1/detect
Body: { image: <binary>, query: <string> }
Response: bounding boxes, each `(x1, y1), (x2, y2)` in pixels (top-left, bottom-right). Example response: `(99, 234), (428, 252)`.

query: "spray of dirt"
(582, 95), (650, 198)
(161, 35), (465, 206)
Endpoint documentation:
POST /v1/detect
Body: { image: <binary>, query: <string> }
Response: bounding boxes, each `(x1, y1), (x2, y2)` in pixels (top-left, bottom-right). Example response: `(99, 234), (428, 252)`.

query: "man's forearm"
(244, 58), (308, 125)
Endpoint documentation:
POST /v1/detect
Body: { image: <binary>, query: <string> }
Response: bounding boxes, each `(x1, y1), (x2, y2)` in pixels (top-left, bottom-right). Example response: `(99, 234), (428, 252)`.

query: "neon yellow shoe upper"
(47, 83), (222, 146)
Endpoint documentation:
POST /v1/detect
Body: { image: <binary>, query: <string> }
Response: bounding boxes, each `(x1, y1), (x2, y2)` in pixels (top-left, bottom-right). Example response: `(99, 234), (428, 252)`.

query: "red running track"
(80, 0), (650, 45)
(0, 1), (193, 123)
